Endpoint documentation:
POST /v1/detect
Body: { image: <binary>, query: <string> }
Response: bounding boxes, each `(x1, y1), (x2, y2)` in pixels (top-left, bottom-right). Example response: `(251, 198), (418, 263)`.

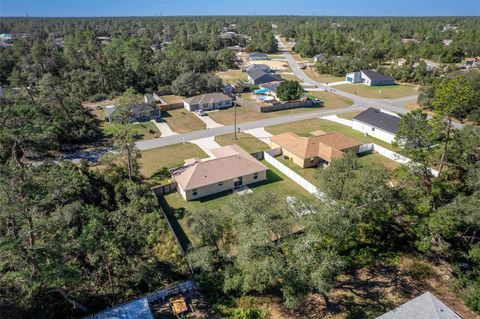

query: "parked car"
(195, 110), (207, 116)
(313, 98), (322, 104)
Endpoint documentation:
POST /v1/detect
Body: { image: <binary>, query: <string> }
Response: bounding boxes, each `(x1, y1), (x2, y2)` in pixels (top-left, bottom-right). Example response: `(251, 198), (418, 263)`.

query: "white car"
(195, 110), (207, 116)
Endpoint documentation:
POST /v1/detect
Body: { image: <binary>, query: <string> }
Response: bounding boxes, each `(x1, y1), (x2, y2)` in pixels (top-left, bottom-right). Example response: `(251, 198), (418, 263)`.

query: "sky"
(1, 0), (479, 17)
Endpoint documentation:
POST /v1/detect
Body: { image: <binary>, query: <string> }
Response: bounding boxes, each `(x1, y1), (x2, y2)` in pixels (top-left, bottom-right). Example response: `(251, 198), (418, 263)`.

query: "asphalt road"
(136, 106), (365, 150)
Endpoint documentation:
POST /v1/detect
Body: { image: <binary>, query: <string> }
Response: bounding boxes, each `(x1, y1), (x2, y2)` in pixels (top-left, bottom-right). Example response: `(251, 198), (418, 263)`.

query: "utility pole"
(233, 101), (237, 140)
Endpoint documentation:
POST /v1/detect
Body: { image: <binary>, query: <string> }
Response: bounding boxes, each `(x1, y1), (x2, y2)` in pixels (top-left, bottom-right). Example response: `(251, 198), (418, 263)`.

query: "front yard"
(337, 111), (361, 120)
(162, 108), (206, 133)
(333, 83), (419, 99)
(215, 132), (269, 153)
(160, 160), (315, 248)
(303, 68), (344, 84)
(306, 91), (353, 108)
(139, 143), (208, 178)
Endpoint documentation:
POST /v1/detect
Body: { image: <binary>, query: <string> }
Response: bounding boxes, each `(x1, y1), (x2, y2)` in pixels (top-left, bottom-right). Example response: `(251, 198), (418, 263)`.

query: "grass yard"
(208, 104), (323, 126)
(337, 111), (360, 120)
(103, 121), (160, 141)
(267, 54), (286, 60)
(280, 73), (301, 81)
(304, 68), (344, 84)
(276, 156), (320, 185)
(358, 152), (401, 170)
(291, 53), (312, 63)
(306, 91), (353, 108)
(215, 69), (247, 84)
(215, 132), (269, 153)
(138, 143), (208, 178)
(334, 83), (419, 99)
(160, 160), (315, 248)
(265, 118), (397, 151)
(162, 108), (206, 133)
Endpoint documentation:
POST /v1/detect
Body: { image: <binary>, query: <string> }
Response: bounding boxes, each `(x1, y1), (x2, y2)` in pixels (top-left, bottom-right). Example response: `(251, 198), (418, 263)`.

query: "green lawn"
(333, 83), (419, 99)
(276, 156), (320, 186)
(267, 54), (286, 60)
(358, 152), (401, 171)
(139, 143), (208, 178)
(280, 73), (301, 81)
(305, 91), (353, 108)
(304, 68), (344, 84)
(102, 121), (160, 141)
(215, 132), (269, 153)
(160, 160), (315, 248)
(162, 108), (206, 133)
(265, 118), (397, 151)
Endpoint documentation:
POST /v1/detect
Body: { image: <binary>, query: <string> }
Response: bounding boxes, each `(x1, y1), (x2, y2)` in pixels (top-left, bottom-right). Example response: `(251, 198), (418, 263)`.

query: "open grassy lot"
(139, 143), (208, 178)
(306, 91), (353, 108)
(160, 160), (314, 248)
(215, 132), (269, 153)
(280, 73), (301, 81)
(267, 54), (286, 60)
(247, 60), (291, 71)
(215, 69), (247, 84)
(358, 151), (401, 170)
(162, 108), (206, 133)
(337, 111), (360, 120)
(304, 68), (344, 84)
(291, 53), (312, 63)
(265, 118), (397, 151)
(334, 83), (419, 99)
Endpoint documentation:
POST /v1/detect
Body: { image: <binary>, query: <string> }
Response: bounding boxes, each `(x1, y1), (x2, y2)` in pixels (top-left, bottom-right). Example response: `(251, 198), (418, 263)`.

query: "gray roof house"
(249, 52), (268, 61)
(313, 54), (325, 62)
(183, 92), (233, 112)
(245, 63), (271, 73)
(104, 103), (161, 124)
(346, 70), (395, 86)
(352, 107), (401, 143)
(247, 69), (282, 85)
(376, 292), (462, 319)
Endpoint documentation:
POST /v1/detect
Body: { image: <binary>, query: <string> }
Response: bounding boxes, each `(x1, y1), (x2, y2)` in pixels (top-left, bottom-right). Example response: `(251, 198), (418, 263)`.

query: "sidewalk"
(189, 137), (221, 158)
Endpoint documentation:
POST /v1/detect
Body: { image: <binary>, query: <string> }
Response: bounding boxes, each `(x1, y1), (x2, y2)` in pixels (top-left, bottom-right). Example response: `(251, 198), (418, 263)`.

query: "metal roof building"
(86, 298), (154, 319)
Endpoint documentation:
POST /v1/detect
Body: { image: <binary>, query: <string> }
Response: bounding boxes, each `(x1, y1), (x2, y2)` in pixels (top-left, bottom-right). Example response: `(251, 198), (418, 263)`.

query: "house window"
(218, 182), (223, 186)
(192, 188), (198, 196)
(253, 172), (258, 180)
(372, 127), (375, 131)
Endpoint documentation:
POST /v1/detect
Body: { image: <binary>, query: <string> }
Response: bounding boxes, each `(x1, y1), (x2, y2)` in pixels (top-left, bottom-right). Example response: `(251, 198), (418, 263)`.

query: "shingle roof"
(353, 107), (401, 134)
(183, 93), (232, 106)
(271, 131), (362, 162)
(376, 292), (462, 319)
(247, 69), (282, 82)
(361, 70), (395, 82)
(172, 145), (267, 190)
(249, 52), (268, 58)
(246, 64), (271, 72)
(259, 81), (282, 93)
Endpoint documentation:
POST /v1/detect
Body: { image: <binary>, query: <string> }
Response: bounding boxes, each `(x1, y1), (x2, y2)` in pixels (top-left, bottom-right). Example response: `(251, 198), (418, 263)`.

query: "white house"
(345, 70), (395, 86)
(183, 93), (233, 112)
(171, 145), (268, 201)
(352, 107), (401, 144)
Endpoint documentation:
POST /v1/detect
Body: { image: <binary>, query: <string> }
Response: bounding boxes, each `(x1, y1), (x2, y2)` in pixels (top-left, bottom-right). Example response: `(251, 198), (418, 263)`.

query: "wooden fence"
(236, 96), (317, 113)
(152, 182), (177, 196)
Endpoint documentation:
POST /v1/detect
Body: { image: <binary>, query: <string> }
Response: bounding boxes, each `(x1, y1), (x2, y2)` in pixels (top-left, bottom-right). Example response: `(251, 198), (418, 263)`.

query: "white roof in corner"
(376, 292), (462, 319)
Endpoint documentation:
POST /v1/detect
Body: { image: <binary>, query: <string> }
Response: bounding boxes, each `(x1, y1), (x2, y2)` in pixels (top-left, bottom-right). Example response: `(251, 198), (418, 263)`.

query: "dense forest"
(0, 16), (479, 318)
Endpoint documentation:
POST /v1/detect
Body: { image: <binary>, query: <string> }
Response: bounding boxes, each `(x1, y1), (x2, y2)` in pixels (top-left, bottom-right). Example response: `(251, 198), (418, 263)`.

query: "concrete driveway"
(189, 137), (221, 158)
(194, 113), (224, 129)
(151, 120), (178, 137)
(245, 128), (273, 145)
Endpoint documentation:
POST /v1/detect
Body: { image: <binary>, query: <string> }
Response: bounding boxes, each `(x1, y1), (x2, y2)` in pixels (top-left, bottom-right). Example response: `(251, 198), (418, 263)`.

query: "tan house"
(270, 131), (362, 168)
(171, 145), (268, 201)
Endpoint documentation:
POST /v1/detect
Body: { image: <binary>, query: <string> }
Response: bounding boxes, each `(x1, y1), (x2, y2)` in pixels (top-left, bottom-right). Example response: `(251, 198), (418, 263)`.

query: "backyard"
(215, 132), (269, 153)
(162, 108), (206, 133)
(160, 161), (315, 248)
(138, 143), (208, 178)
(333, 83), (419, 99)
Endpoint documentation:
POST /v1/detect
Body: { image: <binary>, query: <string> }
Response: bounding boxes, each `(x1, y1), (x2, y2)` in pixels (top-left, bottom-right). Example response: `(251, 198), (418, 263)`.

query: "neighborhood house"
(247, 68), (282, 85)
(345, 70), (395, 86)
(249, 52), (268, 61)
(244, 63), (271, 73)
(270, 130), (363, 168)
(104, 103), (161, 124)
(183, 93), (233, 112)
(152, 93), (185, 111)
(171, 145), (268, 200)
(352, 107), (401, 143)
